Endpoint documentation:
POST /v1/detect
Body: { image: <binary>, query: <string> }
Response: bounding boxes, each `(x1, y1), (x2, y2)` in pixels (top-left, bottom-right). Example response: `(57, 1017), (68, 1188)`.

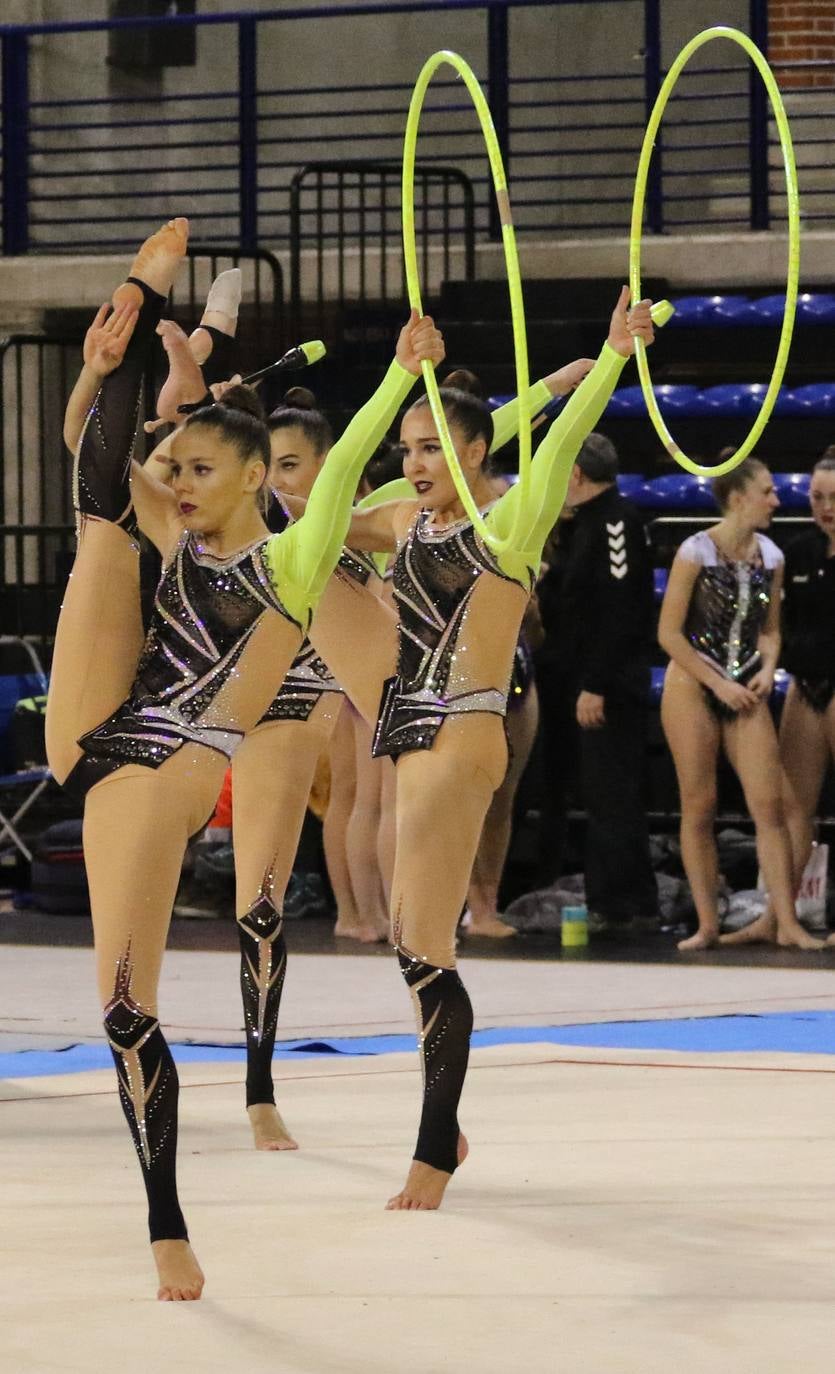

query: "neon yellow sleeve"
(355, 477), (414, 508)
(487, 344), (627, 581)
(263, 360), (415, 625)
(489, 379), (552, 454)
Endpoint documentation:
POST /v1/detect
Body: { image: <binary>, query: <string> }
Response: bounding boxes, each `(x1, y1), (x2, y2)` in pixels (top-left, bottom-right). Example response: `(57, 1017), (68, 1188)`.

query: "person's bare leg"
(46, 221), (188, 781)
(660, 669), (723, 950)
(326, 704), (371, 939)
(346, 708), (390, 941)
(465, 686), (539, 937)
(85, 747), (222, 1300)
(378, 755), (397, 909)
(779, 684), (827, 885)
(729, 683), (829, 944)
(723, 707), (824, 950)
(154, 319), (211, 425)
(386, 715), (505, 1211)
(232, 713), (338, 1149)
(188, 268), (242, 365)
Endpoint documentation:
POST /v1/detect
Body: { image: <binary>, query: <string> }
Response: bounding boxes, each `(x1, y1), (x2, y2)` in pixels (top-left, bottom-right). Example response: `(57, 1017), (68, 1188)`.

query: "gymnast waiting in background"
(658, 457), (822, 952)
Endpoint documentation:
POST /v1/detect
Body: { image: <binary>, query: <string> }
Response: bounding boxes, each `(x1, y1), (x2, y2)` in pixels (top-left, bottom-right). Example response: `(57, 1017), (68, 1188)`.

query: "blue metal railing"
(1, 0), (833, 255)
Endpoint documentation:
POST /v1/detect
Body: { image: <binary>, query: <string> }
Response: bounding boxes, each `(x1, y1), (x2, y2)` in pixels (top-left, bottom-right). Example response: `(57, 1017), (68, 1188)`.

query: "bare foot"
(464, 913), (517, 939)
(719, 913), (777, 946)
(777, 923), (825, 951)
(152, 1239), (204, 1302)
(247, 1103), (299, 1151)
(677, 930), (720, 951)
(334, 916), (386, 944)
(385, 1133), (468, 1211)
(114, 218), (189, 309)
(153, 319), (208, 424)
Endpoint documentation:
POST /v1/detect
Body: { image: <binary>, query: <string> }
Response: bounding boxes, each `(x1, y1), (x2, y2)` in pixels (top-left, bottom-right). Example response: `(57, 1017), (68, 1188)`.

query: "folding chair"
(0, 766), (52, 861)
(0, 637), (51, 861)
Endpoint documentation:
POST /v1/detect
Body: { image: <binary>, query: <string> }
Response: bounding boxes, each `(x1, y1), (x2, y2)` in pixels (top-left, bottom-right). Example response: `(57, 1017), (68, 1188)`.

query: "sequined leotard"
(370, 344), (631, 760)
(373, 510), (527, 758)
(679, 528), (784, 717)
(69, 532), (297, 793)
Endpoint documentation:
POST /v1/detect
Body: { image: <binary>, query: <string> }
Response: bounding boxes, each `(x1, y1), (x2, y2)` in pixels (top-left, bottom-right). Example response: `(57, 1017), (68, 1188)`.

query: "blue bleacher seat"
(771, 670), (790, 699)
(666, 295), (714, 326)
(653, 568), (669, 602)
(790, 382), (835, 416)
(652, 384), (703, 417)
(606, 385), (645, 416)
(797, 293), (835, 325)
(750, 294), (786, 325)
(616, 474), (649, 501)
(772, 473), (810, 509)
(644, 474), (717, 511)
(709, 296), (759, 326)
(649, 667), (666, 705)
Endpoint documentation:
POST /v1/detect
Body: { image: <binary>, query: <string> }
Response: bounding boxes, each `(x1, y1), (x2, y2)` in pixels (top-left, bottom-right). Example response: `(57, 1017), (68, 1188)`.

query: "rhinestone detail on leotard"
(77, 531), (297, 772)
(372, 510), (523, 759)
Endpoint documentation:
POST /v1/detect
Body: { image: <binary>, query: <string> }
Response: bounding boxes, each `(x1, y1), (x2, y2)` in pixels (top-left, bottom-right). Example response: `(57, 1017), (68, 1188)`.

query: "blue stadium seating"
(653, 567), (669, 602)
(643, 474), (717, 510)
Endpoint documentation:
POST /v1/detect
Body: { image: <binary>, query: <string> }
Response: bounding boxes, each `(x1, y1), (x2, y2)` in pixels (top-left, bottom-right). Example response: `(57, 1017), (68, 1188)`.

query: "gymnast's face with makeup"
(168, 424), (267, 535)
(398, 404), (487, 513)
(268, 425), (324, 501)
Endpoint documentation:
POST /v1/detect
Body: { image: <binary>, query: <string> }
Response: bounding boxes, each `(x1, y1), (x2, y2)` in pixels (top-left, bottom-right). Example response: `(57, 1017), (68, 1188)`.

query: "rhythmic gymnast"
(46, 217), (444, 1299)
(658, 457), (823, 952)
(722, 451), (835, 947)
(306, 287), (653, 1209)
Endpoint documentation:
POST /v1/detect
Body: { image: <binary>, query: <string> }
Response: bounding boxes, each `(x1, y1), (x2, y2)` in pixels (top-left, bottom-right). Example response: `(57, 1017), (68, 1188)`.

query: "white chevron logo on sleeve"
(609, 547), (627, 566)
(606, 521), (624, 536)
(610, 563), (628, 579)
(608, 532), (625, 552)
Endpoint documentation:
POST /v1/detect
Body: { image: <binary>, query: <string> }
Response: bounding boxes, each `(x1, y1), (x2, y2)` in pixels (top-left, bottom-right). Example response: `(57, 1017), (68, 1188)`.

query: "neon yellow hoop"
(631, 26), (801, 477)
(403, 50), (529, 554)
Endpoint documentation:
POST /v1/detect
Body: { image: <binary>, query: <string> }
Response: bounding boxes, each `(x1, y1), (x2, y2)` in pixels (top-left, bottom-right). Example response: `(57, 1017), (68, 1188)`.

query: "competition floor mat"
(4, 943), (835, 1372)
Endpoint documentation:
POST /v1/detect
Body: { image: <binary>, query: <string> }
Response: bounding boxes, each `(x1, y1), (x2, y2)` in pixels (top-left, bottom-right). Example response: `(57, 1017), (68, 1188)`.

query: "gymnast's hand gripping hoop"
(402, 50), (529, 556)
(630, 25), (801, 478)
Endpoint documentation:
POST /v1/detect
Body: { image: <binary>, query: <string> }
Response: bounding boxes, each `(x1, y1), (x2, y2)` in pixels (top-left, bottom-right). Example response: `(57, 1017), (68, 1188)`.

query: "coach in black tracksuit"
(537, 433), (658, 932)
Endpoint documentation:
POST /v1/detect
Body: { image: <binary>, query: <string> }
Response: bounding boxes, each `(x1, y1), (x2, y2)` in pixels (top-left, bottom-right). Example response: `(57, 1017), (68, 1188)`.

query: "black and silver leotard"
(372, 510), (527, 759)
(67, 532), (297, 794)
(679, 529), (783, 717)
(257, 546), (379, 723)
(782, 526), (835, 713)
(256, 489), (378, 723)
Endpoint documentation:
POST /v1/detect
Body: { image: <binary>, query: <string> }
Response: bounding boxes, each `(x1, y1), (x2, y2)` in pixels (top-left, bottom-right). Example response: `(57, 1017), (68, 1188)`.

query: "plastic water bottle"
(561, 904), (588, 948)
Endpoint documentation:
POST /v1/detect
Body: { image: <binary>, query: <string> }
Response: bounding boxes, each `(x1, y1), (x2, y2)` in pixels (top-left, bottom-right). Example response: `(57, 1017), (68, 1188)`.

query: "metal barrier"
(289, 160), (474, 364)
(1, 1), (832, 255)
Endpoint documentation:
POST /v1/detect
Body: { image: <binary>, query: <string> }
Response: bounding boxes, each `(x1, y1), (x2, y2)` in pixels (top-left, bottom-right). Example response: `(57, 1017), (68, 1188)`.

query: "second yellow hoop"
(402, 50), (529, 554)
(630, 26), (801, 478)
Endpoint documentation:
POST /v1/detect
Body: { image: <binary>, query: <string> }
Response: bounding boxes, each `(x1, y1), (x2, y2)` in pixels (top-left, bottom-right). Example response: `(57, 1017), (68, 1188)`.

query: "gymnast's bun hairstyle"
(364, 438), (404, 490)
(268, 387), (333, 456)
(711, 455), (769, 513)
(814, 445), (835, 473)
(408, 365), (494, 454)
(183, 384), (270, 466)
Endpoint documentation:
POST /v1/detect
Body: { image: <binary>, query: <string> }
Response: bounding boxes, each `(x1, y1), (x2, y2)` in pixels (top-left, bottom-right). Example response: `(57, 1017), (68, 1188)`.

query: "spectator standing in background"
(537, 433), (658, 935)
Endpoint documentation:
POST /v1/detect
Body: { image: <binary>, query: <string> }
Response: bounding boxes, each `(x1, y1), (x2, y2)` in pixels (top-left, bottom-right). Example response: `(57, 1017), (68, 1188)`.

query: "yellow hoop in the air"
(630, 25), (800, 477)
(402, 50), (529, 554)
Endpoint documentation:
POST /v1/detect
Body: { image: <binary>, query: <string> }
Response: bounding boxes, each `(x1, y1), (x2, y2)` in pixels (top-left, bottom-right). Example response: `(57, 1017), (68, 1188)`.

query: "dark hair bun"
(282, 385), (317, 411)
(217, 383), (266, 423)
(443, 368), (482, 398)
